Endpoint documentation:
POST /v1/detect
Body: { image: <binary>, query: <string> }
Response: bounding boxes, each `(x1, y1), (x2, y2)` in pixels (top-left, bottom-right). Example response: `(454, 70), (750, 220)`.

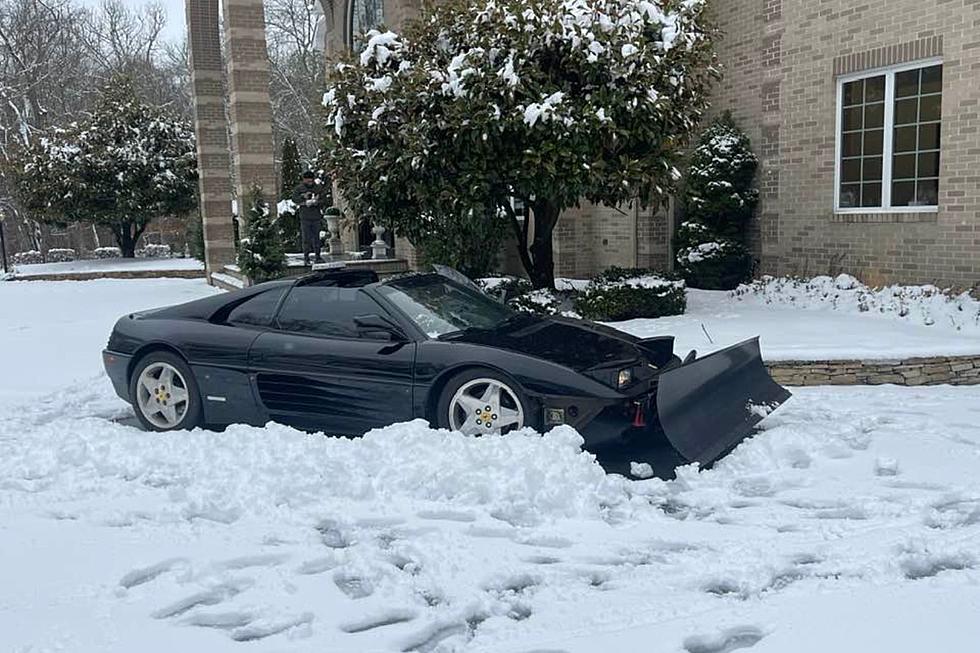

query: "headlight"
(617, 368), (633, 388)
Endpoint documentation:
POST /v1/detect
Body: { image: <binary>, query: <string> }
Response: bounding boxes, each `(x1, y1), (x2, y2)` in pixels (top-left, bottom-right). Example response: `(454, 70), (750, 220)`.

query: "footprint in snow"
(333, 570), (374, 599)
(230, 612), (314, 642)
(152, 581), (249, 619)
(683, 625), (766, 653)
(218, 553), (289, 571)
(900, 551), (975, 580)
(119, 558), (188, 590)
(340, 608), (417, 633)
(183, 610), (254, 630)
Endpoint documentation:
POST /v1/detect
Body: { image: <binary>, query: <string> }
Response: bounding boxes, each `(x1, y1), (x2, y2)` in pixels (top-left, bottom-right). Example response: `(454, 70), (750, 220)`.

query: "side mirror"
(354, 313), (407, 341)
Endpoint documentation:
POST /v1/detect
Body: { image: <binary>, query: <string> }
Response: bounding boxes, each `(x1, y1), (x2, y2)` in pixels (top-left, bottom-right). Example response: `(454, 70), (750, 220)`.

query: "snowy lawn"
(615, 288), (980, 361)
(0, 279), (220, 409)
(11, 257), (204, 278)
(2, 278), (980, 652)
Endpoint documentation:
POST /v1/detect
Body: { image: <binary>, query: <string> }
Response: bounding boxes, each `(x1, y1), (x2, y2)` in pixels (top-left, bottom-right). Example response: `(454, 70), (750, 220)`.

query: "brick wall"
(710, 0), (980, 288)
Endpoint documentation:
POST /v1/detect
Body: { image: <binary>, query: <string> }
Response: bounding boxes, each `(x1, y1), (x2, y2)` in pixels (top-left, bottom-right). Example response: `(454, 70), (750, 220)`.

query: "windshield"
(377, 274), (514, 338)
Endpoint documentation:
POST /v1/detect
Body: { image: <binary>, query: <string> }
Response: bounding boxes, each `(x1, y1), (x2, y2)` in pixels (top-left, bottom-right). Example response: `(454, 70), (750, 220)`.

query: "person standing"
(291, 170), (324, 265)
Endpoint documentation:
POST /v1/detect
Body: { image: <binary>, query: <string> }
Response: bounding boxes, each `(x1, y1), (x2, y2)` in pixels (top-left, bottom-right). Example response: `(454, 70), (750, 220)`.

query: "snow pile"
(2, 412), (628, 527)
(735, 274), (980, 333)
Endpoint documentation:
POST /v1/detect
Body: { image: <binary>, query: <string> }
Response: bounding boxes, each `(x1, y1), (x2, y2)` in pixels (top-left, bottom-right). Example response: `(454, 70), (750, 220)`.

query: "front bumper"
(102, 350), (132, 402)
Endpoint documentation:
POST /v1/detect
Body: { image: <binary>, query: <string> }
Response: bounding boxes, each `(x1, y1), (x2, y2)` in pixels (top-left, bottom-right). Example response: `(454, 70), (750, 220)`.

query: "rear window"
(226, 287), (287, 327)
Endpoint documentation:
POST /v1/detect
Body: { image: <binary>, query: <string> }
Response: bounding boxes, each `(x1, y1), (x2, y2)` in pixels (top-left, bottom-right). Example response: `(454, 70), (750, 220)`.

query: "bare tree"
(265, 0), (325, 161)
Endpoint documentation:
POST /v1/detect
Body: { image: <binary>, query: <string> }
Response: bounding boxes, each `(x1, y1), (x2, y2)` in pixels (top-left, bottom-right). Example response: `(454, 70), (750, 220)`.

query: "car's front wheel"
(437, 369), (529, 436)
(129, 351), (202, 432)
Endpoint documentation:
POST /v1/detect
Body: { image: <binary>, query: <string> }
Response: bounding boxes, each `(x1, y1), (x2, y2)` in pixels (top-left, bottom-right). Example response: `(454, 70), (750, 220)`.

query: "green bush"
(674, 222), (753, 290)
(575, 271), (686, 321)
(509, 288), (575, 315)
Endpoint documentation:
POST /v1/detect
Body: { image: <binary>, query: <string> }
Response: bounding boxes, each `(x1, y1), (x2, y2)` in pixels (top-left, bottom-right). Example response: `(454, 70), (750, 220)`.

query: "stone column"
(186, 0), (236, 276)
(221, 0), (278, 217)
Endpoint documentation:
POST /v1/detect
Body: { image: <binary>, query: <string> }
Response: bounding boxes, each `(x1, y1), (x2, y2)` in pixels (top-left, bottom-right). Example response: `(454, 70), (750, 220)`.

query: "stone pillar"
(186, 0), (236, 276)
(221, 0), (278, 217)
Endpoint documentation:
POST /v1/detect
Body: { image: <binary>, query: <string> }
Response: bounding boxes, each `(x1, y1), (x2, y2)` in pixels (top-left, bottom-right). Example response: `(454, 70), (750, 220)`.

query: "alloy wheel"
(449, 378), (524, 435)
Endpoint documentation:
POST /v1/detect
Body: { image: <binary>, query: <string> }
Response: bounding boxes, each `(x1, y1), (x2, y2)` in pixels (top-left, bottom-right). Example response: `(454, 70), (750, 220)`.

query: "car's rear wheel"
(437, 369), (528, 436)
(129, 351), (202, 432)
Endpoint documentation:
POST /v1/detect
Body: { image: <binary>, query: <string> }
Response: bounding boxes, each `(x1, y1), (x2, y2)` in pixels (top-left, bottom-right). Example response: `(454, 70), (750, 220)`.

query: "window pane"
(276, 287), (384, 338)
(919, 94), (941, 122)
(865, 76), (885, 102)
(843, 106), (863, 130)
(863, 129), (883, 154)
(863, 156), (883, 181)
(894, 98), (918, 125)
(894, 126), (917, 152)
(892, 181), (916, 206)
(915, 179), (938, 205)
(918, 123), (940, 150)
(840, 184), (860, 208)
(895, 69), (920, 98)
(843, 132), (862, 156)
(865, 103), (884, 128)
(861, 183), (882, 207)
(917, 152), (940, 178)
(842, 158), (862, 182)
(843, 80), (864, 106)
(893, 154), (916, 179)
(227, 287), (287, 327)
(920, 65), (942, 94)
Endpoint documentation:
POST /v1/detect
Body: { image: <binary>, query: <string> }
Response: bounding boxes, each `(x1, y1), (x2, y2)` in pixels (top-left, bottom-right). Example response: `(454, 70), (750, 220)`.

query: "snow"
(0, 279), (219, 409)
(2, 278), (980, 652)
(11, 257), (204, 278)
(616, 288), (980, 361)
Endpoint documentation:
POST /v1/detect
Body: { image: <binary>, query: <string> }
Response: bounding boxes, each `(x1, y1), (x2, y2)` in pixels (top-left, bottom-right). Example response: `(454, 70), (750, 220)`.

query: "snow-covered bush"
(682, 112), (759, 240)
(478, 276), (532, 302)
(576, 267), (686, 321)
(12, 250), (43, 265)
(93, 246), (121, 259)
(136, 243), (172, 259)
(509, 288), (575, 316)
(734, 274), (980, 333)
(46, 248), (76, 263)
(675, 113), (758, 290)
(322, 0), (717, 288)
(674, 221), (752, 290)
(237, 184), (286, 283)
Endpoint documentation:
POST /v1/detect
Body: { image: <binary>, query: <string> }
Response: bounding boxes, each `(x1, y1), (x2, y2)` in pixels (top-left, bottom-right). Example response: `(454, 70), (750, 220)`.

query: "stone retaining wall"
(12, 269), (205, 282)
(768, 355), (980, 387)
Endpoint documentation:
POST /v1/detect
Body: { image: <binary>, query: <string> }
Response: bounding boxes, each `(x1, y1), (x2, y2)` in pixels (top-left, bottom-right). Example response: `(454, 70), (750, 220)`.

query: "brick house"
(319, 0), (979, 287)
(711, 0), (980, 288)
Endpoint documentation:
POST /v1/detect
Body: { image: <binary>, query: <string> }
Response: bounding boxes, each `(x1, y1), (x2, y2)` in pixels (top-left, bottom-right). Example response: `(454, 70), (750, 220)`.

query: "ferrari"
(102, 266), (791, 477)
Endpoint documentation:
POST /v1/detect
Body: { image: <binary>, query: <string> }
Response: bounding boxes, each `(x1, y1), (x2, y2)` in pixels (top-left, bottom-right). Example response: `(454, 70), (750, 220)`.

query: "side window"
(226, 287), (287, 327)
(275, 287), (384, 338)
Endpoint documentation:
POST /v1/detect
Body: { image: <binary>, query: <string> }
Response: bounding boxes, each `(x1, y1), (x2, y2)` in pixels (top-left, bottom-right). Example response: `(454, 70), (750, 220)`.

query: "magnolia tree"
(15, 77), (197, 257)
(322, 0), (717, 288)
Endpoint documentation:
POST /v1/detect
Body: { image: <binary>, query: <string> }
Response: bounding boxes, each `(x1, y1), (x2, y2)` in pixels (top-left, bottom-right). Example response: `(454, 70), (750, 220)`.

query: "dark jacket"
(291, 182), (324, 222)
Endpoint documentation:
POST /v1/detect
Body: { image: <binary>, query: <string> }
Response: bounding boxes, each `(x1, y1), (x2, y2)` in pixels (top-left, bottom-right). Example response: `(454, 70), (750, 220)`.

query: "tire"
(129, 350), (202, 432)
(436, 368), (533, 436)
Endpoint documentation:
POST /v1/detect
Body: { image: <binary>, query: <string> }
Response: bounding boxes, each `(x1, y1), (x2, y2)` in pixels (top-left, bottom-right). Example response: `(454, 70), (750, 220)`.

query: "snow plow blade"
(655, 338), (792, 465)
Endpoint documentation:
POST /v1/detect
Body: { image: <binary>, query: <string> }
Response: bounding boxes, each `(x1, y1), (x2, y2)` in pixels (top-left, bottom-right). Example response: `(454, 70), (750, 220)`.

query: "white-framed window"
(835, 59), (943, 213)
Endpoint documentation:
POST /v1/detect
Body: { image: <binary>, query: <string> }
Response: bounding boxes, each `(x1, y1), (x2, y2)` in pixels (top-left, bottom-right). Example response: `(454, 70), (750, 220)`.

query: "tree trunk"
(527, 199), (560, 289)
(112, 220), (147, 258)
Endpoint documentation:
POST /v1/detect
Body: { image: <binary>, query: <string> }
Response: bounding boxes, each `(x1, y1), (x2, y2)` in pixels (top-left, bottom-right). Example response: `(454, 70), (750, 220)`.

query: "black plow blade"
(655, 337), (791, 466)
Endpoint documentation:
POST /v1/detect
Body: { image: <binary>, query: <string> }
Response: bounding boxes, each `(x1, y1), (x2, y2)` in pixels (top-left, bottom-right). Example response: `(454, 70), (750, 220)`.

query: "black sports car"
(103, 267), (790, 477)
